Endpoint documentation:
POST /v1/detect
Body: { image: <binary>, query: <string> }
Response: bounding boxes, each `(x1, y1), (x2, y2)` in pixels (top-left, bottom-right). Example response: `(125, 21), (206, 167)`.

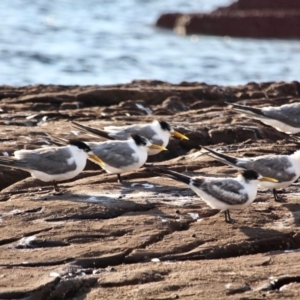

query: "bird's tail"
(201, 146), (244, 170)
(226, 102), (267, 119)
(151, 167), (192, 185)
(0, 157), (30, 171)
(71, 121), (114, 140)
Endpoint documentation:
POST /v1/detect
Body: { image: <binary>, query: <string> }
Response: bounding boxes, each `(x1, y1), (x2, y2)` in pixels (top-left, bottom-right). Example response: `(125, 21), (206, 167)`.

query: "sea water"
(1, 0), (299, 86)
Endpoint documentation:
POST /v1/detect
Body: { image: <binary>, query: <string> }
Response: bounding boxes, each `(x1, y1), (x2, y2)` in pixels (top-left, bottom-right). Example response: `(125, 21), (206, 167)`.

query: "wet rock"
(219, 0), (300, 11)
(156, 0), (300, 39)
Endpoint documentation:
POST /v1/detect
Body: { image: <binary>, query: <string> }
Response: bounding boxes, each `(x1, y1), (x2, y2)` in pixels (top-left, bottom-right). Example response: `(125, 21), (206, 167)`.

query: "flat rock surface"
(1, 80), (300, 299)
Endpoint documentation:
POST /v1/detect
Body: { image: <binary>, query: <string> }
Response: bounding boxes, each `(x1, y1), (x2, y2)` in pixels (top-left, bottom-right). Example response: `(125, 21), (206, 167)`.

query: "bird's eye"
(84, 148), (89, 153)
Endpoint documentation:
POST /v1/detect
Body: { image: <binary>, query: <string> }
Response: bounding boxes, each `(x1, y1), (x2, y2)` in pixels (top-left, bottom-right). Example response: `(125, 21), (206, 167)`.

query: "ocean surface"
(1, 0), (300, 87)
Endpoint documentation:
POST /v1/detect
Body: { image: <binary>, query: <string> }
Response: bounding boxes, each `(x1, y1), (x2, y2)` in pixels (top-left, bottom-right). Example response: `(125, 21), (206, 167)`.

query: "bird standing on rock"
(0, 140), (105, 192)
(152, 167), (277, 223)
(202, 146), (300, 202)
(85, 134), (167, 183)
(72, 119), (189, 156)
(228, 102), (300, 134)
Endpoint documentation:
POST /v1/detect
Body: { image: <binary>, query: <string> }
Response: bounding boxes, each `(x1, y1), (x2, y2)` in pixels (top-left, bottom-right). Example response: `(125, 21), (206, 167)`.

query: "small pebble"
(49, 272), (60, 278)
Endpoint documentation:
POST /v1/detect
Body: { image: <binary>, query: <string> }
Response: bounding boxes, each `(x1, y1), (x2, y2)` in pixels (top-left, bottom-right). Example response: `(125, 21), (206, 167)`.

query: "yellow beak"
(171, 131), (189, 140)
(259, 177), (278, 183)
(149, 144), (168, 151)
(88, 153), (105, 166)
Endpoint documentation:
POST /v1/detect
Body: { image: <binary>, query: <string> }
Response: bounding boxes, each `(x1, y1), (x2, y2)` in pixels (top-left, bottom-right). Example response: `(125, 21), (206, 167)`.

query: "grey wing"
(107, 124), (160, 143)
(263, 103), (300, 127)
(106, 124), (144, 140)
(238, 155), (296, 182)
(15, 147), (77, 174)
(87, 142), (138, 168)
(203, 179), (248, 205)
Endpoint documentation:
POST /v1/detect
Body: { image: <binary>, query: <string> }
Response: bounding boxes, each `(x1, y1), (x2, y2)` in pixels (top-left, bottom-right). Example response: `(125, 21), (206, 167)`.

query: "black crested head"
(241, 170), (260, 181)
(158, 120), (171, 132)
(69, 140), (91, 153)
(131, 134), (148, 146)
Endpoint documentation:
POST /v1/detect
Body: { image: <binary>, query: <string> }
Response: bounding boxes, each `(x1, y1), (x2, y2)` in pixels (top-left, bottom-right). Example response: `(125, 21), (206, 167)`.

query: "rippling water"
(1, 0), (300, 86)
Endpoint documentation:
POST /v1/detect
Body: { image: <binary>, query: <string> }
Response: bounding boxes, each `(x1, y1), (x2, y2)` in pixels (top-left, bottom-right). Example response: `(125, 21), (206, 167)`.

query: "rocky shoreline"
(1, 80), (300, 299)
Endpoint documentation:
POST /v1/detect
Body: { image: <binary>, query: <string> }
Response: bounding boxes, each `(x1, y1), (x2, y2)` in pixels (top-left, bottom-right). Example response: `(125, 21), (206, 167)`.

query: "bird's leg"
(117, 174), (123, 183)
(224, 210), (229, 223)
(52, 181), (63, 195)
(53, 181), (60, 192)
(273, 189), (285, 202)
(224, 210), (235, 223)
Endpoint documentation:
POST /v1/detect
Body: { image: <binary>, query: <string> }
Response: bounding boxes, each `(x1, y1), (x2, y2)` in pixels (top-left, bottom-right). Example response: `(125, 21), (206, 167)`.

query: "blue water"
(1, 0), (300, 86)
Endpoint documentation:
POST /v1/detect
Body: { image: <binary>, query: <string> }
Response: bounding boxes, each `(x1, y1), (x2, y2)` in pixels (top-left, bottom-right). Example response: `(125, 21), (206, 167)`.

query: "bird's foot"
(52, 190), (64, 196)
(117, 174), (123, 184)
(144, 163), (154, 167)
(224, 210), (236, 224)
(225, 217), (236, 224)
(273, 189), (287, 203)
(274, 195), (286, 203)
(117, 174), (130, 184)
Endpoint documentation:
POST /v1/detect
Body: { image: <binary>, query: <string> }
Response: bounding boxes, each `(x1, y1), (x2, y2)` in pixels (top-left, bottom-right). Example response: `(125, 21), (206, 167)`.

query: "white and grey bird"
(202, 146), (300, 202)
(72, 120), (189, 156)
(228, 102), (300, 134)
(84, 134), (167, 182)
(154, 168), (277, 223)
(0, 140), (104, 192)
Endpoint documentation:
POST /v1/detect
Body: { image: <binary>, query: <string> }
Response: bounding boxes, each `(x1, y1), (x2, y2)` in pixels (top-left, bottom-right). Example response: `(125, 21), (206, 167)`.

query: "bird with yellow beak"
(72, 119), (188, 156)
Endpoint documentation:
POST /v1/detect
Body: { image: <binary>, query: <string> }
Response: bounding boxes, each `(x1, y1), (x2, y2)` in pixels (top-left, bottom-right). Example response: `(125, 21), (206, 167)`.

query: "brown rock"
(161, 96), (188, 113)
(156, 0), (300, 39)
(0, 81), (300, 299)
(220, 0), (300, 11)
(60, 101), (84, 110)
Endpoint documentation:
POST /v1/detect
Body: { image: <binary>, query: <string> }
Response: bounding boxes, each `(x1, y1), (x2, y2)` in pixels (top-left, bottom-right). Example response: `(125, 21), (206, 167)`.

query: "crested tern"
(71, 120), (188, 155)
(0, 140), (104, 192)
(85, 134), (167, 182)
(228, 102), (300, 134)
(154, 168), (277, 223)
(202, 146), (300, 202)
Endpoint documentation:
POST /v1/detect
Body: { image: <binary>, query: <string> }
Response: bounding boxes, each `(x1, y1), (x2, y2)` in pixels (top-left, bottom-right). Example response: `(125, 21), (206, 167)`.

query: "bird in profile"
(0, 140), (105, 192)
(153, 167), (277, 223)
(202, 146), (300, 202)
(85, 134), (167, 182)
(71, 119), (189, 155)
(227, 101), (300, 134)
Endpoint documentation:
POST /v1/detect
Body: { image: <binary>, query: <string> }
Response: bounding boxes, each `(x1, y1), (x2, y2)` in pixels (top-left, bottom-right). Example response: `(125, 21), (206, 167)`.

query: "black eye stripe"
(131, 134), (147, 146)
(242, 170), (259, 180)
(158, 120), (171, 131)
(69, 140), (91, 152)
